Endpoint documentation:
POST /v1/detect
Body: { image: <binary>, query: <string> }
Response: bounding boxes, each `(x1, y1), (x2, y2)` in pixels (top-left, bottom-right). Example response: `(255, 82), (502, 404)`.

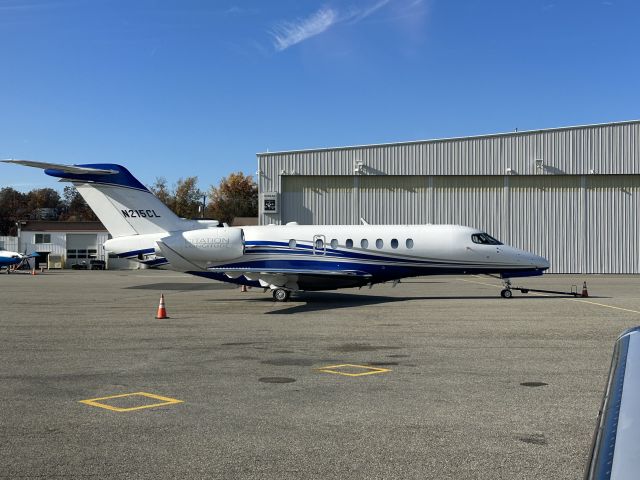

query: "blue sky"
(1, 0), (639, 192)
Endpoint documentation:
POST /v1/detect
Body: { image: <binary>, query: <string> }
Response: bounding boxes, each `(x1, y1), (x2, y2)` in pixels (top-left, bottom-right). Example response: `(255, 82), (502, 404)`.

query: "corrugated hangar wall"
(257, 121), (640, 273)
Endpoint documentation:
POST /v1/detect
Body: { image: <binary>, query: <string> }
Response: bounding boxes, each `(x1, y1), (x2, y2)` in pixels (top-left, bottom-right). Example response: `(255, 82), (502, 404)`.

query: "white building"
(16, 221), (135, 269)
(257, 120), (640, 274)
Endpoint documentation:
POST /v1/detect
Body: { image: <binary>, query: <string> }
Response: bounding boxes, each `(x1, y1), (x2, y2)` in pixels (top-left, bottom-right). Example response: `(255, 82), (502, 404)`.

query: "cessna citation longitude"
(4, 160), (549, 301)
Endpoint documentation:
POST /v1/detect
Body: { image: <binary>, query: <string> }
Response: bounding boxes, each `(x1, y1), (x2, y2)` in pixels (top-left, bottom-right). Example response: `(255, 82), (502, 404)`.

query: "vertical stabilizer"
(3, 160), (187, 237)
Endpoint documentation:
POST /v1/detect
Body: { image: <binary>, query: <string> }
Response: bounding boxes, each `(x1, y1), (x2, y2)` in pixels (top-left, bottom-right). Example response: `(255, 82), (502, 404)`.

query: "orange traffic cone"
(581, 281), (589, 298)
(155, 294), (169, 319)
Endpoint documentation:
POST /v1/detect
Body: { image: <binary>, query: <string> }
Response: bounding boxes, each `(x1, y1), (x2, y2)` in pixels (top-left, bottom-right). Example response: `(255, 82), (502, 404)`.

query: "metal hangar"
(257, 120), (640, 274)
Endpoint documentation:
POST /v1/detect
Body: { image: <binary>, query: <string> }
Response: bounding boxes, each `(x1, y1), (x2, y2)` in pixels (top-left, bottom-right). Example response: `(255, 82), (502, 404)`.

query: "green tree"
(149, 177), (174, 210)
(60, 186), (97, 221)
(26, 188), (62, 219)
(206, 172), (258, 224)
(173, 177), (202, 218)
(0, 187), (28, 235)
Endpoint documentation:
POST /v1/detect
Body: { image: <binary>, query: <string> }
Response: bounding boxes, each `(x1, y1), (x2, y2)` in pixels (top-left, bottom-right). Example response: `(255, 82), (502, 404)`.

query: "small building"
(0, 236), (19, 252)
(17, 221), (136, 270)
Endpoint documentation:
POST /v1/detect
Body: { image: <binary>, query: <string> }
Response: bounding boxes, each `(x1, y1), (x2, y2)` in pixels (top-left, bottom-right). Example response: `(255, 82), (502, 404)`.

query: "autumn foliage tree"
(206, 172), (258, 224)
(149, 176), (203, 218)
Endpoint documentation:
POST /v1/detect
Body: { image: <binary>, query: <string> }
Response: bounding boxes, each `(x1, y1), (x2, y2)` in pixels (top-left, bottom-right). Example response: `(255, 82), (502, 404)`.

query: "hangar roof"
(21, 221), (107, 232)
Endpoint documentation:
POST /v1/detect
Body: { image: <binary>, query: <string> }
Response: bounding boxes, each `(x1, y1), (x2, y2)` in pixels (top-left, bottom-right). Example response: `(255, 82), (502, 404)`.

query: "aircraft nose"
(536, 255), (550, 270)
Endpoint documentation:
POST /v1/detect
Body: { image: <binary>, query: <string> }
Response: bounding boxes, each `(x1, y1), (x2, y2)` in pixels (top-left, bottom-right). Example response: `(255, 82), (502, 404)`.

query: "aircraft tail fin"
(3, 160), (187, 238)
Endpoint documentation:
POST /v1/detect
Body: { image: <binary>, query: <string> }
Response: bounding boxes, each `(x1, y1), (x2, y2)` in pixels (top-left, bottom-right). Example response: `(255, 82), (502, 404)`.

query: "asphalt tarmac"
(1, 270), (639, 479)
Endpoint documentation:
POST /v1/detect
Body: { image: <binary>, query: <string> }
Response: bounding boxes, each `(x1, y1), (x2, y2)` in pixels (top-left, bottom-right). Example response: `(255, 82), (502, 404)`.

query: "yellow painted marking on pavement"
(79, 392), (183, 412)
(316, 364), (391, 377)
(459, 277), (640, 315)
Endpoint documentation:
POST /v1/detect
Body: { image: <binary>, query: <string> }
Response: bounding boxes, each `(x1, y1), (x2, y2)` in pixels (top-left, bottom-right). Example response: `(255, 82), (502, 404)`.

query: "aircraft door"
(313, 235), (326, 255)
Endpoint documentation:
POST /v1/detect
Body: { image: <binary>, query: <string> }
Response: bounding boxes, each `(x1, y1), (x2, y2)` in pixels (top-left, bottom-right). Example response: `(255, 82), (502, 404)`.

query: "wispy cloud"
(272, 7), (337, 51)
(270, 1), (392, 52)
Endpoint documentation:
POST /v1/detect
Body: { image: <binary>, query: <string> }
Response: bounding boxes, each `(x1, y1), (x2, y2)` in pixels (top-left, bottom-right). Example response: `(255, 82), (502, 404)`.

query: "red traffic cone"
(155, 294), (169, 319)
(581, 281), (589, 298)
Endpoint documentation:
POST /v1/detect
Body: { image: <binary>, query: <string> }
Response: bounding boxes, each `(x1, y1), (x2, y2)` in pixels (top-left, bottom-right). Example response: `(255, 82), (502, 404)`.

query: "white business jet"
(3, 160), (549, 301)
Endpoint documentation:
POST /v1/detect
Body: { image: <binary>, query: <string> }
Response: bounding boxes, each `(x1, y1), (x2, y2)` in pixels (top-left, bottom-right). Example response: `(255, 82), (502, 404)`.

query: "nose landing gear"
(500, 279), (513, 299)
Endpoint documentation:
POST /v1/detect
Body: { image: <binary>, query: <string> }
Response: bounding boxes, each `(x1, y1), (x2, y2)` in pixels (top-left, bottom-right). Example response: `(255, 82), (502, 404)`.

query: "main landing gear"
(272, 288), (291, 302)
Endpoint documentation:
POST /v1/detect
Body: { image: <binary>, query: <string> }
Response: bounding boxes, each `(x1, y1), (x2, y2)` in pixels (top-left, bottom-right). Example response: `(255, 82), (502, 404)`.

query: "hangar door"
(66, 234), (98, 268)
(585, 175), (640, 273)
(281, 176), (431, 225)
(281, 176), (355, 224)
(431, 176), (505, 240)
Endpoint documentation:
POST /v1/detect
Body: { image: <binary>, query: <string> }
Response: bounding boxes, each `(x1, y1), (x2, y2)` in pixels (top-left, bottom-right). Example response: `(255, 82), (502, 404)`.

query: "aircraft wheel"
(272, 288), (290, 302)
(500, 289), (513, 299)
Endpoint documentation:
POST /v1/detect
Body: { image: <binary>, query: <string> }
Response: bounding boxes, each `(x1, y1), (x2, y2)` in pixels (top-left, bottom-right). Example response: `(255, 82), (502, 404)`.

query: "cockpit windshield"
(471, 233), (503, 245)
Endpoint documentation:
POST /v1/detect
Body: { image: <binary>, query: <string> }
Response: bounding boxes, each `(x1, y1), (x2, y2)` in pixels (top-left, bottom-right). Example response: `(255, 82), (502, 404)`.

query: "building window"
(346, 239), (353, 248)
(361, 239), (369, 249)
(391, 239), (399, 249)
(0, 241), (4, 250)
(330, 239), (338, 249)
(375, 239), (383, 249)
(35, 233), (51, 244)
(289, 239), (296, 248)
(406, 238), (414, 249)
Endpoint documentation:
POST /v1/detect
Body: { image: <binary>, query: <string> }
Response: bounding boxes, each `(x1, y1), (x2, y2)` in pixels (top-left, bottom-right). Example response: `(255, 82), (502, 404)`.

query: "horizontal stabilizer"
(2, 159), (118, 175)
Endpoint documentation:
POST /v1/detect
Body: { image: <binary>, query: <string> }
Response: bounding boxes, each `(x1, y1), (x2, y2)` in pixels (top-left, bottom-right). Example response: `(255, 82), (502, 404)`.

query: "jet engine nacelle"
(159, 227), (244, 262)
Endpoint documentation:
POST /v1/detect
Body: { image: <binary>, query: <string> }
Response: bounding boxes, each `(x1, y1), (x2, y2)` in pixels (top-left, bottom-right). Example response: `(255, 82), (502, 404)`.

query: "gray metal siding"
(258, 121), (640, 183)
(585, 175), (640, 274)
(281, 176), (355, 225)
(508, 176), (584, 273)
(432, 176), (505, 244)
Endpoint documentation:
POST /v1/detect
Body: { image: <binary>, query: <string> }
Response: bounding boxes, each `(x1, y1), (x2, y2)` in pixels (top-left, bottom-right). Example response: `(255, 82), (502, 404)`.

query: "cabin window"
(376, 239), (383, 249)
(406, 238), (414, 249)
(315, 238), (324, 249)
(289, 239), (296, 248)
(35, 233), (51, 244)
(391, 239), (399, 249)
(471, 233), (502, 245)
(361, 239), (369, 249)
(330, 239), (338, 249)
(346, 239), (353, 248)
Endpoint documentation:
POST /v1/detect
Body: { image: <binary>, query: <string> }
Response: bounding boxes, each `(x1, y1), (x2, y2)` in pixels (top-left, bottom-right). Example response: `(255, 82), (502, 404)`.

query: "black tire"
(501, 289), (513, 299)
(272, 289), (289, 302)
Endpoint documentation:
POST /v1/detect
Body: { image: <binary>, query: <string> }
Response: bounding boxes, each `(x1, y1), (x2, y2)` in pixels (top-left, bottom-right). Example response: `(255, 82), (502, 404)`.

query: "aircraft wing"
(585, 326), (640, 479)
(2, 159), (118, 175)
(209, 267), (372, 290)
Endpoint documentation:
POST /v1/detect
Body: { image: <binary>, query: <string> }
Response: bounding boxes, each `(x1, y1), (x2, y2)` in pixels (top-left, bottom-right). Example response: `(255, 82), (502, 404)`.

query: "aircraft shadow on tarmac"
(125, 282), (236, 291)
(216, 291), (561, 315)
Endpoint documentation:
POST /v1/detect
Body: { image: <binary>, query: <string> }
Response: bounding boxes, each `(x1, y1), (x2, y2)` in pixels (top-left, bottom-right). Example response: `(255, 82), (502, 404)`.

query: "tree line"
(0, 172), (258, 236)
